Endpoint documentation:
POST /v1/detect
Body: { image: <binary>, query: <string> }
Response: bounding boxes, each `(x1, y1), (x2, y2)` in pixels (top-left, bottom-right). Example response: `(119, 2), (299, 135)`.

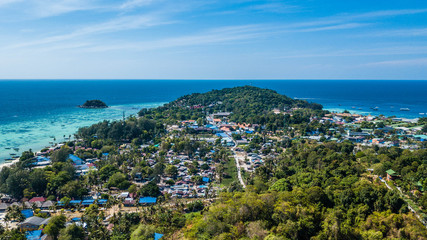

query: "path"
(231, 138), (246, 188)
(378, 176), (427, 228)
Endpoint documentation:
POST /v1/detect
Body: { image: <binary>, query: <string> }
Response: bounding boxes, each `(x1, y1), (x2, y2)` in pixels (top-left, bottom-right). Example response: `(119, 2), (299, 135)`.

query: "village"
(0, 105), (426, 240)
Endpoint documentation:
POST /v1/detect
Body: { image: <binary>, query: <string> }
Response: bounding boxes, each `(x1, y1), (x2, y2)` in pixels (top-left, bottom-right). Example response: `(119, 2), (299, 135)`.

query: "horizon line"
(0, 78), (426, 81)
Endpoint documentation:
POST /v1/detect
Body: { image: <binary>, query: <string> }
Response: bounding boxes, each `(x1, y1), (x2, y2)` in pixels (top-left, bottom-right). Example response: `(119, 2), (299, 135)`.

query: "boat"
(4, 147), (11, 150)
(50, 136), (55, 138)
(9, 153), (16, 156)
(13, 147), (19, 151)
(420, 113), (425, 115)
(400, 108), (410, 111)
(370, 107), (379, 111)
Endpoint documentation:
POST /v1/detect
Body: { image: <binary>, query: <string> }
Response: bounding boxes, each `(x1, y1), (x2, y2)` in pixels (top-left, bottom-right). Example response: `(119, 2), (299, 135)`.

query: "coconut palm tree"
(5, 205), (24, 223)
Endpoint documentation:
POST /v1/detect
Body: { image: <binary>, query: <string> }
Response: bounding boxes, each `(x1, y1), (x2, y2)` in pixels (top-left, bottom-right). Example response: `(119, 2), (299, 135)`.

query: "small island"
(79, 99), (108, 108)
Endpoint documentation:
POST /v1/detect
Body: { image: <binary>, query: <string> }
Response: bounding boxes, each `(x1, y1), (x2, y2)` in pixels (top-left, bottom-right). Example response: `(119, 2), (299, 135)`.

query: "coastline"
(0, 104), (421, 171)
(0, 102), (166, 163)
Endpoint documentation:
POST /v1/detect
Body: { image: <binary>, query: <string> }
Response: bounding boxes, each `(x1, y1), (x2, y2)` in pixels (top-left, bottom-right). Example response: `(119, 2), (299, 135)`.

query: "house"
(29, 197), (46, 203)
(25, 229), (44, 240)
(32, 201), (43, 208)
(23, 202), (32, 209)
(236, 139), (249, 145)
(97, 199), (108, 206)
(118, 192), (129, 198)
(19, 216), (50, 231)
(386, 169), (399, 181)
(82, 199), (95, 206)
(124, 198), (135, 207)
(0, 203), (9, 212)
(139, 197), (157, 205)
(154, 233), (164, 240)
(21, 209), (34, 219)
(68, 154), (83, 165)
(69, 200), (82, 206)
(41, 200), (54, 210)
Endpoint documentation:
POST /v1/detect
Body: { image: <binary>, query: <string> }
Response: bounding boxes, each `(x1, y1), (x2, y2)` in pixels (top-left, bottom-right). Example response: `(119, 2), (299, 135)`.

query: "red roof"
(29, 197), (46, 203)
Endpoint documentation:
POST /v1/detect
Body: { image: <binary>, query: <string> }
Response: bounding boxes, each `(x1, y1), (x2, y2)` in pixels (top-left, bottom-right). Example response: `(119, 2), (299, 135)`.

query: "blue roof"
(82, 200), (95, 205)
(102, 153), (109, 156)
(26, 230), (42, 240)
(97, 199), (108, 204)
(216, 133), (228, 138)
(21, 209), (33, 218)
(36, 156), (49, 162)
(71, 217), (81, 222)
(68, 154), (83, 165)
(154, 233), (164, 240)
(245, 130), (254, 134)
(198, 185), (207, 188)
(202, 177), (210, 183)
(139, 197), (157, 204)
(70, 200), (82, 205)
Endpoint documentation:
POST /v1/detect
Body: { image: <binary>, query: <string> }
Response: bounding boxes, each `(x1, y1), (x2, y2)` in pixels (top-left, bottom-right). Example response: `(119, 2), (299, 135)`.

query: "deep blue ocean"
(0, 80), (426, 161)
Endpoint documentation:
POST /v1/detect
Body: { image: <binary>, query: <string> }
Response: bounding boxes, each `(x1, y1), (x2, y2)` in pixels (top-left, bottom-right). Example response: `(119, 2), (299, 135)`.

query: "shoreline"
(0, 102), (166, 162)
(324, 107), (421, 120)
(0, 107), (422, 171)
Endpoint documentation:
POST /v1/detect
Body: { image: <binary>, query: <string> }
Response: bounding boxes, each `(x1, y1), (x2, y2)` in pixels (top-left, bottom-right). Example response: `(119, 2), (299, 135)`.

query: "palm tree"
(6, 205), (24, 223)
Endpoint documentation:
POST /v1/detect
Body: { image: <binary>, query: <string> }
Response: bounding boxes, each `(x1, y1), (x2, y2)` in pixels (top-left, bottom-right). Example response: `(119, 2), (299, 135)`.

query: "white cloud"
(6, 14), (173, 49)
(297, 23), (368, 32)
(119, 0), (154, 10)
(365, 58), (427, 67)
(0, 0), (22, 7)
(81, 24), (268, 52)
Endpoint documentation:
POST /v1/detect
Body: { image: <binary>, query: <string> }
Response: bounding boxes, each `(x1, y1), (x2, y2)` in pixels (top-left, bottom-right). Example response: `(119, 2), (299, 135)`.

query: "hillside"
(138, 86), (323, 124)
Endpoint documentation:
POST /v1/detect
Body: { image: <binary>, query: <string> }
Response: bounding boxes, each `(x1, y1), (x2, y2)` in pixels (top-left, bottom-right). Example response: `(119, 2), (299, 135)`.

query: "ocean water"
(0, 80), (426, 161)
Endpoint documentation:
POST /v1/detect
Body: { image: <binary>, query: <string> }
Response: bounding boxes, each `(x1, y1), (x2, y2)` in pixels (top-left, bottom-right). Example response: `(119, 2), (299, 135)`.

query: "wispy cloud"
(119, 0), (154, 10)
(82, 24), (268, 52)
(6, 14), (173, 49)
(246, 2), (298, 13)
(347, 8), (427, 19)
(0, 0), (22, 7)
(365, 58), (427, 67)
(276, 46), (427, 59)
(296, 23), (368, 32)
(370, 28), (427, 37)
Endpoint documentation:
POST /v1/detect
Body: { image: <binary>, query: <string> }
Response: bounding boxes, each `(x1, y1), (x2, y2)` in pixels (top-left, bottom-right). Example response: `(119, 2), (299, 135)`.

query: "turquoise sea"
(0, 80), (426, 162)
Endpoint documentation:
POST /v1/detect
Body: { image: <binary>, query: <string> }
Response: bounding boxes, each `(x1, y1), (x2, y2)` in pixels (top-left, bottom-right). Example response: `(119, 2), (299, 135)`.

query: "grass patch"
(221, 157), (238, 187)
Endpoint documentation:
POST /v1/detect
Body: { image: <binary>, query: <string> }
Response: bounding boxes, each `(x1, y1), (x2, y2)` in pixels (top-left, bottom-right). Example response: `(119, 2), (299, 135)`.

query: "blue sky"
(0, 0), (427, 79)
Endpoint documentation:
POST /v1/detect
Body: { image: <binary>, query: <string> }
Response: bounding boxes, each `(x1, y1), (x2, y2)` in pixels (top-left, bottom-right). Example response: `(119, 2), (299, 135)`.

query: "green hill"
(139, 86), (323, 124)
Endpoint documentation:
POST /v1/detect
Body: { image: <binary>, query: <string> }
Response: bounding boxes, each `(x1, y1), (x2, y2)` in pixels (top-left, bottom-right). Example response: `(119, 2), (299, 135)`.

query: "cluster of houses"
(32, 152), (98, 176)
(300, 112), (427, 148)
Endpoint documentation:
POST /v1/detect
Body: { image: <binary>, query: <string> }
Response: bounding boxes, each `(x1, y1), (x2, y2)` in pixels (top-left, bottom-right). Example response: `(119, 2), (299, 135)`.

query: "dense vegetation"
(76, 117), (165, 145)
(138, 86), (324, 124)
(79, 99), (108, 108)
(175, 141), (427, 239)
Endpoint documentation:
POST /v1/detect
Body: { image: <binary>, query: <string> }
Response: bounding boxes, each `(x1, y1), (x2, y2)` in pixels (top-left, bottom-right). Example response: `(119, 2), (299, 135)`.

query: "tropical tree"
(44, 214), (66, 240)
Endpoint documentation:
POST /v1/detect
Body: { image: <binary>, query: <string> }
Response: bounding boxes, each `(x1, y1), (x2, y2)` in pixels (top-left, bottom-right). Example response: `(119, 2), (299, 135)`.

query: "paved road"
(231, 139), (246, 188)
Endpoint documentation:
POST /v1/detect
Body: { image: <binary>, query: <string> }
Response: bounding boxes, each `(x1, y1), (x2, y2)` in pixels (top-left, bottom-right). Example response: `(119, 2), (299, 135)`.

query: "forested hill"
(138, 86), (323, 124)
